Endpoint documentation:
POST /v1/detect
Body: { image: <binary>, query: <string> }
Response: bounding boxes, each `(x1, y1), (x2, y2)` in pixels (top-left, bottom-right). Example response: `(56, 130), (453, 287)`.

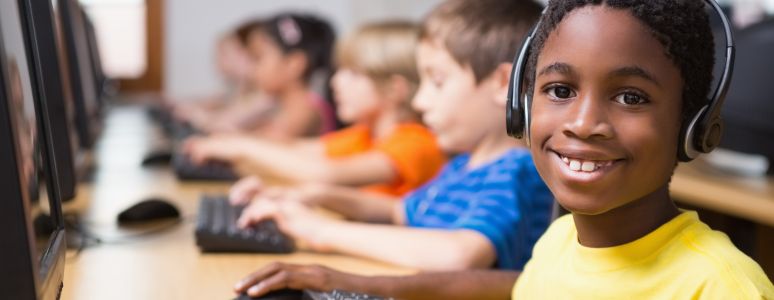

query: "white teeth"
(569, 160), (581, 171)
(581, 161), (596, 172)
(560, 154), (613, 173)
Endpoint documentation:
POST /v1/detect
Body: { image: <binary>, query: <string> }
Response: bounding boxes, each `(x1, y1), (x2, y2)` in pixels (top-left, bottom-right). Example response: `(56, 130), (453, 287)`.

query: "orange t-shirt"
(322, 123), (447, 196)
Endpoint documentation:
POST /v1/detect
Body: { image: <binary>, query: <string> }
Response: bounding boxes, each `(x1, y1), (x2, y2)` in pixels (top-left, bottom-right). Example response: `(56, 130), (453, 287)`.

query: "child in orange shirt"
(185, 21), (446, 195)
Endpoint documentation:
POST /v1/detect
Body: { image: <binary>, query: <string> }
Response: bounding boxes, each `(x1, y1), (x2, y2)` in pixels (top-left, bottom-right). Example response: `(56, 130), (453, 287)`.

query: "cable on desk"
(30, 212), (197, 261)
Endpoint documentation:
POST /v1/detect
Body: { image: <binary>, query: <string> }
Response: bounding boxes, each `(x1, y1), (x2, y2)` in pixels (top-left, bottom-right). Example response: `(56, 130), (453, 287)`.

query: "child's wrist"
(306, 219), (341, 253)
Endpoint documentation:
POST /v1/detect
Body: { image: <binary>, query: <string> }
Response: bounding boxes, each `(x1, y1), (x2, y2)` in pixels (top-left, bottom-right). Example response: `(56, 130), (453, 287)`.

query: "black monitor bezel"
(57, 0), (100, 150)
(0, 1), (66, 299)
(19, 0), (77, 202)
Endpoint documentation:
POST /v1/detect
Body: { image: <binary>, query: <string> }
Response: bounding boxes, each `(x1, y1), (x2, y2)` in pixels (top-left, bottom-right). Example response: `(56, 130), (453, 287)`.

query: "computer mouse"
(117, 198), (180, 224)
(234, 289), (304, 300)
(141, 149), (173, 166)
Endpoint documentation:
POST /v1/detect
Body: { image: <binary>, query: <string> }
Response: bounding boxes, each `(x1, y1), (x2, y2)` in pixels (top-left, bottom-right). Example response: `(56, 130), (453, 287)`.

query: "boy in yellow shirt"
(231, 0), (774, 298)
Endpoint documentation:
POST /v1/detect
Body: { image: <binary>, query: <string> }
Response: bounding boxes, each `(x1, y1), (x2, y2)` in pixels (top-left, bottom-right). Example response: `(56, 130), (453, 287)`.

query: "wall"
(164, 0), (443, 99)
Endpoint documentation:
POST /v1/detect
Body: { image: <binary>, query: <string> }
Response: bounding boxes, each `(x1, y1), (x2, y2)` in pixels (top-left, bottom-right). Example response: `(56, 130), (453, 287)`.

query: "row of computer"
(0, 0), (108, 298)
(0, 0), (329, 298)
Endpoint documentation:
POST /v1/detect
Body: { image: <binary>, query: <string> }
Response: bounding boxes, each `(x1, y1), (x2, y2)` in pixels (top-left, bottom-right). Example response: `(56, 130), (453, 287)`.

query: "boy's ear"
(489, 62), (514, 107)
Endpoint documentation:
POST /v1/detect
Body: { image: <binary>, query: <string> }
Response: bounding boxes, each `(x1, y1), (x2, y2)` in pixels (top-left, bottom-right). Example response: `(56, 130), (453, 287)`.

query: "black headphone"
(506, 0), (735, 162)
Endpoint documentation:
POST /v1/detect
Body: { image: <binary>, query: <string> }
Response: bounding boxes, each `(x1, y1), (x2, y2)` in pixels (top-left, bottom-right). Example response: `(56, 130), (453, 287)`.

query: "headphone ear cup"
(700, 118), (724, 153)
(679, 105), (708, 162)
(506, 53), (525, 139)
(506, 27), (537, 140)
(506, 78), (523, 138)
(506, 90), (525, 139)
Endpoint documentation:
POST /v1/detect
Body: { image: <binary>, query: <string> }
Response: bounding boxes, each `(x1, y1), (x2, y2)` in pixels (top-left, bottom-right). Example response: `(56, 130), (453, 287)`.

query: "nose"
(411, 83), (431, 113)
(330, 69), (344, 90)
(561, 92), (614, 140)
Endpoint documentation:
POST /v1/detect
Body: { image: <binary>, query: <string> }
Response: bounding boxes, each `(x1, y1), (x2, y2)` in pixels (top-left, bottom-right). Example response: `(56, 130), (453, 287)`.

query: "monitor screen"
(0, 0), (66, 298)
(56, 0), (100, 150)
(21, 0), (78, 201)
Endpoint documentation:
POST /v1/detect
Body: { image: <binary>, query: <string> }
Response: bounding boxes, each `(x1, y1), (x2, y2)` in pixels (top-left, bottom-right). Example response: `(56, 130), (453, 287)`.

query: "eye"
(431, 75), (445, 88)
(545, 85), (576, 100)
(614, 91), (649, 105)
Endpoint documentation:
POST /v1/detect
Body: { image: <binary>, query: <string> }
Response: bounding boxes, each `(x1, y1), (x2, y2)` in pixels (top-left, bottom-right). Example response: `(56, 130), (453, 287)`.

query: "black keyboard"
(195, 195), (294, 253)
(304, 290), (389, 300)
(170, 120), (200, 141)
(145, 105), (200, 142)
(173, 153), (238, 181)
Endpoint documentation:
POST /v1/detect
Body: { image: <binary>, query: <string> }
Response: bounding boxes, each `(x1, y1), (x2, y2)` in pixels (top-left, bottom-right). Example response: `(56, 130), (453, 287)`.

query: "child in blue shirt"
(403, 150), (550, 270)
(233, 0), (549, 272)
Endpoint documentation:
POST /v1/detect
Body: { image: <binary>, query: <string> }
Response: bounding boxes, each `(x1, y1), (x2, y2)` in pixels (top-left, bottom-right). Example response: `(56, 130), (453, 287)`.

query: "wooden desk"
(61, 106), (414, 300)
(671, 160), (774, 227)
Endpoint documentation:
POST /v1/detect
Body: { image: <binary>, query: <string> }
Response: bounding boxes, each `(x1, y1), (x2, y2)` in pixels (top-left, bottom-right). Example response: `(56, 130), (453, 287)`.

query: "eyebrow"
(538, 62), (574, 77)
(538, 63), (661, 86)
(609, 66), (660, 87)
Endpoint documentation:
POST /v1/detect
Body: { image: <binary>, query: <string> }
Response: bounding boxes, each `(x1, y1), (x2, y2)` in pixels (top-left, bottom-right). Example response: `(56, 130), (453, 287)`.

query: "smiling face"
(529, 6), (684, 215)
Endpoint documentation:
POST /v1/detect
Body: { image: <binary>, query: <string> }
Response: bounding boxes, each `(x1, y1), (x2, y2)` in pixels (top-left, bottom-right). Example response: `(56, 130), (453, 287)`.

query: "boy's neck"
(467, 132), (524, 169)
(572, 185), (680, 248)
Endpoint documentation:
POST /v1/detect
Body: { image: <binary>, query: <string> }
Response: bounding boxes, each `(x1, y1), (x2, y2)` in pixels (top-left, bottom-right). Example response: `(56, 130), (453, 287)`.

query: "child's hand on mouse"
(234, 262), (355, 298)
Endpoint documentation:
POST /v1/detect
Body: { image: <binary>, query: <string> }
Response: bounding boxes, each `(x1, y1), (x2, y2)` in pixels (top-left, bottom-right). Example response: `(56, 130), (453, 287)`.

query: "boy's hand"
(237, 199), (336, 251)
(229, 176), (265, 205)
(182, 135), (248, 164)
(233, 263), (354, 297)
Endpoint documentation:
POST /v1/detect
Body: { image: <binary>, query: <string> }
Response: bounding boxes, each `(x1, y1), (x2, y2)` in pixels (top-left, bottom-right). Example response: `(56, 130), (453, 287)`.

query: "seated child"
(171, 19), (274, 134)
(231, 0), (774, 299)
(183, 13), (338, 143)
(234, 0), (551, 271)
(185, 21), (447, 195)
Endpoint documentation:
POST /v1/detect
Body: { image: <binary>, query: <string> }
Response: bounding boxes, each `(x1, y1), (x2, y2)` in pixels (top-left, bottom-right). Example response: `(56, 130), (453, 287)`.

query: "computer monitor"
(81, 8), (109, 102)
(0, 0), (66, 298)
(57, 0), (101, 150)
(19, 0), (78, 200)
(720, 18), (774, 174)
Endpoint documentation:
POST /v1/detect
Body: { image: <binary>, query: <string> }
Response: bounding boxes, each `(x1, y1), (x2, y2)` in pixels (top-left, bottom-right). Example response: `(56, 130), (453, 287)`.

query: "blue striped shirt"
(403, 148), (553, 270)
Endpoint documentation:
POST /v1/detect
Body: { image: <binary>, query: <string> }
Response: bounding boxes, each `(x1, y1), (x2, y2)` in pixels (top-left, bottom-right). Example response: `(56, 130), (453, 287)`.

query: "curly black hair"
(525, 0), (715, 125)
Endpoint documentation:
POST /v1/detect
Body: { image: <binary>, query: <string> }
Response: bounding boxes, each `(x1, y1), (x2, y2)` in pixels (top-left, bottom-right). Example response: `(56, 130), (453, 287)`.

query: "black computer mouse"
(141, 149), (173, 166)
(235, 289), (304, 300)
(117, 198), (180, 224)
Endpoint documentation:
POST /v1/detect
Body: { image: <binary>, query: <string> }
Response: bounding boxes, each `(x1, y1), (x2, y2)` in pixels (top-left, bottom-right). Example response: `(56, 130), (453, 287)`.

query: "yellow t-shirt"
(513, 211), (774, 299)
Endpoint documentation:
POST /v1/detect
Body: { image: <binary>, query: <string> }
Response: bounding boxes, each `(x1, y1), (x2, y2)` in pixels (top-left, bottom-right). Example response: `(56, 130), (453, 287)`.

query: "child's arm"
(238, 201), (495, 271)
(229, 179), (398, 223)
(295, 184), (400, 223)
(258, 97), (321, 141)
(187, 135), (396, 186)
(233, 262), (518, 300)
